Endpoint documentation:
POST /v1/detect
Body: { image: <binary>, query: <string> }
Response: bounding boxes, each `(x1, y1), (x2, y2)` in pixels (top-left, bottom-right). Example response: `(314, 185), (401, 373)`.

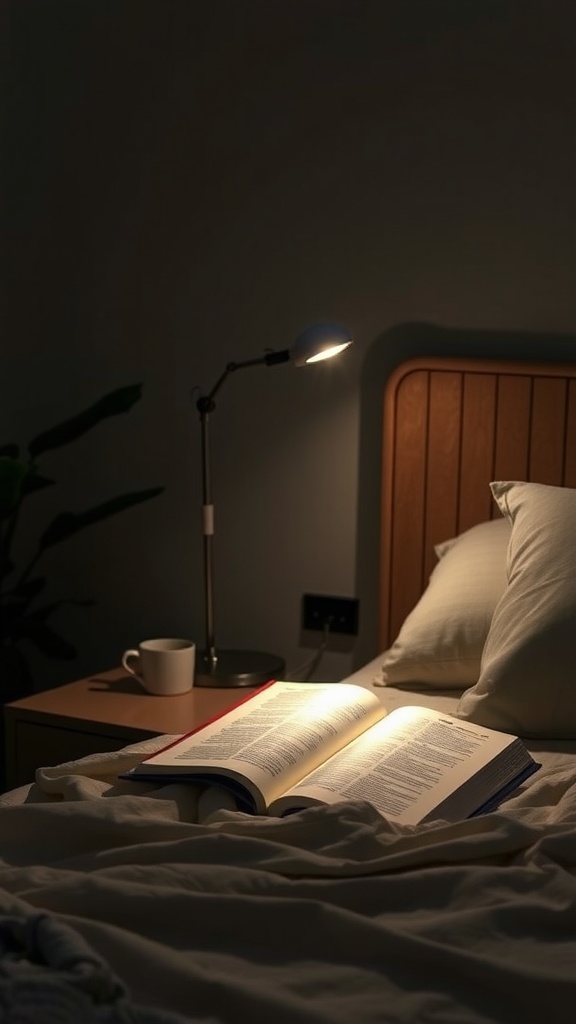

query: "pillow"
(458, 481), (576, 739)
(381, 517), (510, 688)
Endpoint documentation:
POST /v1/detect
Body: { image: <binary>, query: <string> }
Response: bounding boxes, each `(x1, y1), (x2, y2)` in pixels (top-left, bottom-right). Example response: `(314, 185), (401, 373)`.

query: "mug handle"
(122, 649), (143, 682)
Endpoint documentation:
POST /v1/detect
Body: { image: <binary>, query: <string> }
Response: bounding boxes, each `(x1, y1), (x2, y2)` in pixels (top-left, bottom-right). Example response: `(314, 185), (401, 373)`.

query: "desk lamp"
(194, 322), (353, 688)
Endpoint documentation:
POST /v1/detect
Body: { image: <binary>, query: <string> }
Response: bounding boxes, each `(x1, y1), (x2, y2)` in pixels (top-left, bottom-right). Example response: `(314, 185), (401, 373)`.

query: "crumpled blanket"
(3, 736), (576, 1023)
(0, 914), (206, 1024)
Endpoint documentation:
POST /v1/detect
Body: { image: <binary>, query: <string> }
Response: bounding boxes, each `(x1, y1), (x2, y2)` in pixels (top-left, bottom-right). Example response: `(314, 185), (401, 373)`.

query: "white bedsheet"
(346, 653), (576, 775)
(1, 669), (576, 1023)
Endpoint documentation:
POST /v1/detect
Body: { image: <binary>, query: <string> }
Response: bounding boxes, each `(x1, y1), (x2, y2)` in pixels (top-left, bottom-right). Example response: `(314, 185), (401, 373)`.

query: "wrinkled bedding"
(1, 673), (576, 1023)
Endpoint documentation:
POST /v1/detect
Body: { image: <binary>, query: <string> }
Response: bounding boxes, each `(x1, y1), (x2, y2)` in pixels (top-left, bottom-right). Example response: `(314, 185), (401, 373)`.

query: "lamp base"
(194, 648), (286, 688)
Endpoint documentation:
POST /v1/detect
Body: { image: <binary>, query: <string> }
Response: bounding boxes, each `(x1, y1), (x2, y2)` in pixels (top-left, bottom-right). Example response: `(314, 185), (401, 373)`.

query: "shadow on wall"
(353, 321), (576, 669)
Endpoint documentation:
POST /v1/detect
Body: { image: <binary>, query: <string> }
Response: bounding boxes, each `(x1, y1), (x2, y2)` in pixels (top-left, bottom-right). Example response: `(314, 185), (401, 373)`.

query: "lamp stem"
(199, 403), (217, 668)
(196, 353), (283, 670)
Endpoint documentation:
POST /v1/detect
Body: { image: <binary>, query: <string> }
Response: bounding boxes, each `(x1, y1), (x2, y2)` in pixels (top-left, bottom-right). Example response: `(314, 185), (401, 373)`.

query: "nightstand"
(2, 668), (248, 791)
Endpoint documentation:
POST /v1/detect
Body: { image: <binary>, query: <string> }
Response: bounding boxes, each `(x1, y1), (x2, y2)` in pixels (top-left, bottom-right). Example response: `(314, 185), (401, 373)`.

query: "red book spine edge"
(139, 678), (278, 763)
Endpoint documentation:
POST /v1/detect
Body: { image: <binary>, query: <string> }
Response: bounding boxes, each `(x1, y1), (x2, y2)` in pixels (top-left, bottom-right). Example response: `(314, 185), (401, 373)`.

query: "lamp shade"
(290, 323), (353, 367)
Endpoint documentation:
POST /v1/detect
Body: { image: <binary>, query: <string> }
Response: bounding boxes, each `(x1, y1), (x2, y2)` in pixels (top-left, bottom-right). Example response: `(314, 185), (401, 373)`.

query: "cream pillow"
(458, 481), (576, 738)
(381, 518), (510, 688)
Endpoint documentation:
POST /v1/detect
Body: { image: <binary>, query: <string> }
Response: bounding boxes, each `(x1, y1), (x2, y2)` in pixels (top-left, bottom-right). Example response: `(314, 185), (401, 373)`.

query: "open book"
(122, 681), (540, 825)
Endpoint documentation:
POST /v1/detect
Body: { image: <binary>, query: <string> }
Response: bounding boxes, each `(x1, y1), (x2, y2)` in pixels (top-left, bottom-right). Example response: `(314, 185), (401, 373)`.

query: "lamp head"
(290, 322), (353, 367)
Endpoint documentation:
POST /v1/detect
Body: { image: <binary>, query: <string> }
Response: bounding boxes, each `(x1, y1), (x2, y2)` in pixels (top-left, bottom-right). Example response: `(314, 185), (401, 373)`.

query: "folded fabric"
(0, 913), (201, 1024)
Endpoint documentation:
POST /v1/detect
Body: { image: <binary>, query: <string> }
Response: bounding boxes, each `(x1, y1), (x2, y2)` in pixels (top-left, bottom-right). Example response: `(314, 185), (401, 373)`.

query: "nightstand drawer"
(5, 719), (154, 790)
(2, 669), (244, 794)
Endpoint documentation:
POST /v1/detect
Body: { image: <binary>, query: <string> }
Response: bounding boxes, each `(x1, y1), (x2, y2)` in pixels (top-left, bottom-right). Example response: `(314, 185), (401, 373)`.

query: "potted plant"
(0, 383), (164, 702)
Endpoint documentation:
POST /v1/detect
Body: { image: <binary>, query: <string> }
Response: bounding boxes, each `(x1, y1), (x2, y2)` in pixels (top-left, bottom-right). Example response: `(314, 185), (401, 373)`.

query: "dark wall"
(2, 0), (575, 690)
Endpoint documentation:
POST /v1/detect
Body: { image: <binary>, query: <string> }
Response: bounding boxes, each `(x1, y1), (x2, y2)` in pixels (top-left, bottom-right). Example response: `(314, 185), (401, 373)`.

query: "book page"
(138, 682), (385, 809)
(269, 705), (521, 825)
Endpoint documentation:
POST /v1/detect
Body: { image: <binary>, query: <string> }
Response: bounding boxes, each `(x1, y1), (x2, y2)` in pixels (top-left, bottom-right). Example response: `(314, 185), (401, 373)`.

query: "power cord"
(287, 617), (333, 681)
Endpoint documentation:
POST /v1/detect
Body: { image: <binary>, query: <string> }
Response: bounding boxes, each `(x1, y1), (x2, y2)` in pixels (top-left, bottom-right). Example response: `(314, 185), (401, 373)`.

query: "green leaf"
(0, 591), (43, 639)
(0, 445), (19, 459)
(0, 644), (33, 699)
(21, 472), (55, 496)
(28, 384), (144, 458)
(38, 487), (165, 550)
(18, 617), (78, 659)
(6, 576), (46, 604)
(0, 458), (30, 520)
(1, 596), (93, 642)
(1, 599), (30, 640)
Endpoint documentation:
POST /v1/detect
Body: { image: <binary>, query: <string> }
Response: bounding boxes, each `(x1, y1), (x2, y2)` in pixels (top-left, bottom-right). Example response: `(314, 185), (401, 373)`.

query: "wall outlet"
(302, 594), (360, 636)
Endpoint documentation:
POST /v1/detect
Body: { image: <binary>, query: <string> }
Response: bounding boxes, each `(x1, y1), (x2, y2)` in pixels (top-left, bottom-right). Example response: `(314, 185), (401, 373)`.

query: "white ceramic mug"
(121, 638), (195, 695)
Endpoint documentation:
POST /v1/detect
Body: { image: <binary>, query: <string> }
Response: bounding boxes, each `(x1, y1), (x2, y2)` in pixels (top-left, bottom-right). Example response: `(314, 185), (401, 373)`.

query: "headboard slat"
(459, 372), (497, 530)
(424, 372), (462, 577)
(565, 380), (576, 487)
(493, 375), (532, 482)
(529, 377), (568, 483)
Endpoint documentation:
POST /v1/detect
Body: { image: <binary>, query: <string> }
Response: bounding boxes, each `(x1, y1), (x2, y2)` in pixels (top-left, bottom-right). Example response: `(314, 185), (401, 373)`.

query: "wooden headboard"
(379, 357), (576, 650)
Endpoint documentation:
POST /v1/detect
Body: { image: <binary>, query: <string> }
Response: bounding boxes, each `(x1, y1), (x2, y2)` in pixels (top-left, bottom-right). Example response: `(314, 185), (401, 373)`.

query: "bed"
(2, 350), (576, 1023)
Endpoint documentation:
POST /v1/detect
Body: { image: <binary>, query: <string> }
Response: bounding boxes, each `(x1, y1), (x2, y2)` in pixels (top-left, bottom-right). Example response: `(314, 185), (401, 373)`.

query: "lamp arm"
(196, 349), (290, 415)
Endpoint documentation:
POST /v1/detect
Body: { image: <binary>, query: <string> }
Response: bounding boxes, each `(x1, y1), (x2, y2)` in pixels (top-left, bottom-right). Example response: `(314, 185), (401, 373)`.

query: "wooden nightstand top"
(5, 668), (251, 736)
